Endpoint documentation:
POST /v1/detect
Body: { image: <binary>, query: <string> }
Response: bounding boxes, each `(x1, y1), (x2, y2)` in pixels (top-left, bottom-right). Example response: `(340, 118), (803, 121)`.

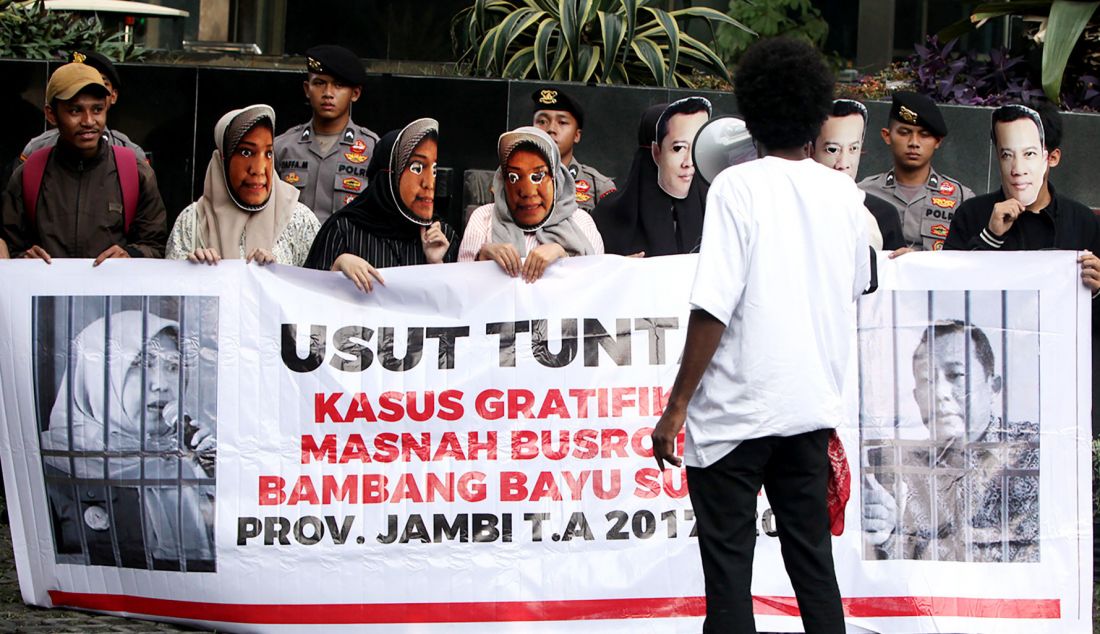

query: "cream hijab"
(193, 104), (299, 257)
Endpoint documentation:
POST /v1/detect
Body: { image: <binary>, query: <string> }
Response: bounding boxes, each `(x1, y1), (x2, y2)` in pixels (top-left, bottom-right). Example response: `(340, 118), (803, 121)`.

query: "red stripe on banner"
(47, 592), (1060, 624)
(759, 596), (1062, 619)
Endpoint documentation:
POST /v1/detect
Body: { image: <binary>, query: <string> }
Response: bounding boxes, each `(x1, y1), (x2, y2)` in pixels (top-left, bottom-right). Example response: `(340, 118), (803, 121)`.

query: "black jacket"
(944, 184), (1100, 252)
(866, 192), (905, 251)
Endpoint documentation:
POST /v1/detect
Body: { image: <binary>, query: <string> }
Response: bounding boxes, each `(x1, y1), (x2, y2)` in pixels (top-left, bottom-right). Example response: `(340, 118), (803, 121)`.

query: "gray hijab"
(490, 126), (594, 257)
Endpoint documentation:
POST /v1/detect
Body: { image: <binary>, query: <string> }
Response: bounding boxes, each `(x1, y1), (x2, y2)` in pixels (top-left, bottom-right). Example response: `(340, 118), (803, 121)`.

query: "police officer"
(859, 91), (974, 251)
(20, 50), (147, 163)
(531, 86), (616, 212)
(274, 45), (379, 223)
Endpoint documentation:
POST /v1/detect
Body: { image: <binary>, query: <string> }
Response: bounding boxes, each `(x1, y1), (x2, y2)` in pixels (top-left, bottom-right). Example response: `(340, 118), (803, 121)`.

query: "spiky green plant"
(451, 0), (752, 87)
(0, 0), (144, 61)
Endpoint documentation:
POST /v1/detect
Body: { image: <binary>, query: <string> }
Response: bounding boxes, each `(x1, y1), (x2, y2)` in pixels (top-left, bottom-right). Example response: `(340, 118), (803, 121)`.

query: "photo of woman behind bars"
(35, 296), (218, 572)
(858, 290), (1040, 562)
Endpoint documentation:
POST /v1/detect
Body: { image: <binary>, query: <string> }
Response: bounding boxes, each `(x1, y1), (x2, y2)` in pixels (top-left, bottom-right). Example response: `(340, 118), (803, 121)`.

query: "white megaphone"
(691, 116), (757, 186)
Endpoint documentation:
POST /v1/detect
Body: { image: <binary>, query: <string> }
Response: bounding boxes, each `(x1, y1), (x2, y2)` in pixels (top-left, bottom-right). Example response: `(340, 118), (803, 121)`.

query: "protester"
(652, 37), (871, 633)
(863, 321), (1038, 562)
(813, 99), (905, 250)
(860, 91), (974, 251)
(458, 126), (602, 282)
(594, 97), (711, 256)
(943, 106), (1100, 566)
(0, 63), (167, 263)
(166, 104), (319, 266)
(20, 50), (148, 164)
(275, 45), (379, 223)
(945, 103), (1099, 257)
(40, 311), (215, 570)
(304, 118), (456, 292)
(531, 86), (616, 212)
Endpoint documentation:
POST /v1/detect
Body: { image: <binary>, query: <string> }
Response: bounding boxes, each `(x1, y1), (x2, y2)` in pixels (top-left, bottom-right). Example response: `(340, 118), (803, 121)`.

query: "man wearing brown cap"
(274, 44), (379, 223)
(0, 63), (167, 263)
(20, 50), (147, 164)
(860, 91), (974, 251)
(531, 86), (616, 212)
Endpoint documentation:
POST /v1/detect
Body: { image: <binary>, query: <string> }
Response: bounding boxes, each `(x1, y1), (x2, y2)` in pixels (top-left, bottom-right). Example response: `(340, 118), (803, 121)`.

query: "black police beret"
(69, 50), (120, 90)
(890, 91), (947, 138)
(305, 45), (367, 86)
(531, 86), (585, 128)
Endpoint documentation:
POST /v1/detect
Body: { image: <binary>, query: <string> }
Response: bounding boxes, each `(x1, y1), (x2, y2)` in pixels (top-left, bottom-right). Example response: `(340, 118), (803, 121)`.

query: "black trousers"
(687, 428), (845, 634)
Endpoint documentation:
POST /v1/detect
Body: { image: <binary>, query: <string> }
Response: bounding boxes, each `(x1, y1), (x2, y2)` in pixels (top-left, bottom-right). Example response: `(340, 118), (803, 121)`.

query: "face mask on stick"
(992, 106), (1049, 207)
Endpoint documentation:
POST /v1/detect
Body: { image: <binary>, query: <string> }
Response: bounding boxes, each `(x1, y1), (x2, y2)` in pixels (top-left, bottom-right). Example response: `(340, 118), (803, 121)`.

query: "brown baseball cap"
(45, 62), (109, 103)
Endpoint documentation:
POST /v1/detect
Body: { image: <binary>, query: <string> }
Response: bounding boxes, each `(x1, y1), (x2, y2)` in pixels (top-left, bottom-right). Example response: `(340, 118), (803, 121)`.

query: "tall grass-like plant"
(451, 0), (752, 87)
(0, 0), (143, 61)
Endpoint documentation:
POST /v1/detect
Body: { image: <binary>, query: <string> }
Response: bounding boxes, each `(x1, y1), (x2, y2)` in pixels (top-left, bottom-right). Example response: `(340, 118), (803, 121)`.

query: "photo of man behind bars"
(858, 290), (1040, 563)
(33, 295), (218, 572)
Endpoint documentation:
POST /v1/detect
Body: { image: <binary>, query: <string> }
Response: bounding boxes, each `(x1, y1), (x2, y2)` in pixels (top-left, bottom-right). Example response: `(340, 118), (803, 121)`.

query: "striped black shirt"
(304, 215), (460, 271)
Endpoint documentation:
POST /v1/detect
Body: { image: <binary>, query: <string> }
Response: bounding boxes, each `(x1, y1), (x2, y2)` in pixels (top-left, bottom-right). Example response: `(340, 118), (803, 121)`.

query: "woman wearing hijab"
(458, 126), (603, 282)
(166, 104), (320, 266)
(595, 97), (712, 257)
(304, 117), (456, 293)
(40, 311), (215, 569)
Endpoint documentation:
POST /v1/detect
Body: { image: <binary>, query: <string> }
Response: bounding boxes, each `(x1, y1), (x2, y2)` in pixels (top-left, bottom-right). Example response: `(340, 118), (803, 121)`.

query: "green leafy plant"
(714, 0), (827, 65)
(0, 0), (144, 61)
(451, 0), (752, 87)
(938, 0), (1100, 103)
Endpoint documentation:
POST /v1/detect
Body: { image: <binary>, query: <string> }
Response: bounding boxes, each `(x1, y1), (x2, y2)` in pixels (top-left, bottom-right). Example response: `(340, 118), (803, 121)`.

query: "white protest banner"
(0, 252), (1089, 633)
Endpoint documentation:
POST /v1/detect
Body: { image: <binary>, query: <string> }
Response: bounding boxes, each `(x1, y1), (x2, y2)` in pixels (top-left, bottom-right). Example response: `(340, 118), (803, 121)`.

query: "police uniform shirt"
(274, 119), (379, 223)
(567, 157), (616, 213)
(859, 167), (974, 251)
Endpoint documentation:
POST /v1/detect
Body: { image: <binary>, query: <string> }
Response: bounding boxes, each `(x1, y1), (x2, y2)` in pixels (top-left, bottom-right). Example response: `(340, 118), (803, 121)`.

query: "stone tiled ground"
(0, 519), (1094, 633)
(0, 523), (205, 633)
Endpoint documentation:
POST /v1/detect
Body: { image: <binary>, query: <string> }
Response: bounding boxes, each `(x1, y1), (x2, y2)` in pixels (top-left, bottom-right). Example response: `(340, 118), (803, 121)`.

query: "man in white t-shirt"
(652, 37), (873, 634)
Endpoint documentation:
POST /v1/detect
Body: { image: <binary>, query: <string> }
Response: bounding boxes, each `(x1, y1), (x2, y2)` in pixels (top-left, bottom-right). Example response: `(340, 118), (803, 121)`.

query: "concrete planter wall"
(3, 58), (1098, 229)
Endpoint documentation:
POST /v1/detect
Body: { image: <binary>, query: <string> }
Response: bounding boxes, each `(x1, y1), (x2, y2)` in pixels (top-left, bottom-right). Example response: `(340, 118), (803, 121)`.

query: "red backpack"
(21, 145), (139, 231)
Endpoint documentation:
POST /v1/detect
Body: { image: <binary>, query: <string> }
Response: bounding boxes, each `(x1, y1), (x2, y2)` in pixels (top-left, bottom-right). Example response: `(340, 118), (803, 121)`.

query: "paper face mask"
(652, 98), (711, 199)
(995, 117), (1048, 207)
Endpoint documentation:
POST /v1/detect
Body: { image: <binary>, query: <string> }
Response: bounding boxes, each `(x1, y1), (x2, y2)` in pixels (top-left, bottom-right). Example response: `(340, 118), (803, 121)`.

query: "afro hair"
(733, 37), (834, 151)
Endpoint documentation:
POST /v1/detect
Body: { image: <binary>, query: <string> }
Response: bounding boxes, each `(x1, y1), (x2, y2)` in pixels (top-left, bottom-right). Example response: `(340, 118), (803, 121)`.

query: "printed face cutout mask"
(398, 137), (437, 221)
(653, 100), (710, 199)
(503, 148), (554, 228)
(814, 114), (865, 179)
(994, 117), (1048, 207)
(227, 123), (275, 208)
